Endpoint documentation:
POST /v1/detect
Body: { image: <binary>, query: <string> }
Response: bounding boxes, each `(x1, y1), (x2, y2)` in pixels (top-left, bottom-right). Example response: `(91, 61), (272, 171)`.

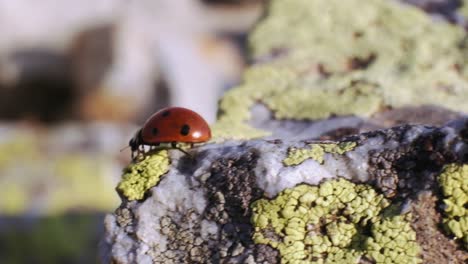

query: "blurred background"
(0, 0), (264, 263)
(2, 0), (465, 263)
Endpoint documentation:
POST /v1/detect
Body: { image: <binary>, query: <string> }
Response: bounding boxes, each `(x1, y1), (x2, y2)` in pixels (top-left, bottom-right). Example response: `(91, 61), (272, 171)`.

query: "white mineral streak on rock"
(402, 125), (429, 143)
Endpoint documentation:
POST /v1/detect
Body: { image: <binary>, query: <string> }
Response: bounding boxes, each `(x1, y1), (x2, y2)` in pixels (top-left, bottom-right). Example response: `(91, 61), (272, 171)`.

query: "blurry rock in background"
(0, 0), (264, 123)
(403, 0), (461, 22)
(0, 0), (264, 263)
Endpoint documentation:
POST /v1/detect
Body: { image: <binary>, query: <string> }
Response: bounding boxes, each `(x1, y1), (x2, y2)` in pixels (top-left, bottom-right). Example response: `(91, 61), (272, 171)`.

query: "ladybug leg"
(176, 147), (192, 157)
(171, 141), (192, 158)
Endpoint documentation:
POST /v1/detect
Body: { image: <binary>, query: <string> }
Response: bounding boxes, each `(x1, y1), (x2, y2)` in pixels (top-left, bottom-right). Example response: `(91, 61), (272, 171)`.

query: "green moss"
(116, 150), (170, 200)
(251, 178), (422, 263)
(438, 164), (468, 248)
(283, 142), (357, 166)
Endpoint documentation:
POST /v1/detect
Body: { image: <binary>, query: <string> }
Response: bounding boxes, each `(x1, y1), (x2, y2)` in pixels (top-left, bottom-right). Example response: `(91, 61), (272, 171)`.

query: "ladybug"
(129, 107), (211, 158)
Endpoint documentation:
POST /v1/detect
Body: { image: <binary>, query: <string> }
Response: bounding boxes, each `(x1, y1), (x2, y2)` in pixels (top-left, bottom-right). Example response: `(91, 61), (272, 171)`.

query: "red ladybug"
(129, 107), (211, 158)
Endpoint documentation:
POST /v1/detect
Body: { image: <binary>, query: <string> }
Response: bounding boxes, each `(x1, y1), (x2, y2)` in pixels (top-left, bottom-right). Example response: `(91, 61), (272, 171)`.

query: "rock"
(102, 120), (468, 263)
(101, 0), (468, 263)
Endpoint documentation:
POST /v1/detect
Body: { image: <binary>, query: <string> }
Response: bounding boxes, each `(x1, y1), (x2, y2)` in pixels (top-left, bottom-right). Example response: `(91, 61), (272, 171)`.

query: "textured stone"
(102, 120), (468, 263)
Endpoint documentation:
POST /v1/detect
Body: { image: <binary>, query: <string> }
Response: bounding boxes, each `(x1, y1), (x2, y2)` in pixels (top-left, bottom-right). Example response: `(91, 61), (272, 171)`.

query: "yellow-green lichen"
(0, 134), (36, 214)
(460, 1), (468, 20)
(117, 150), (170, 201)
(251, 178), (422, 263)
(0, 133), (39, 168)
(213, 0), (468, 140)
(248, 0), (468, 116)
(438, 164), (468, 248)
(367, 214), (421, 264)
(0, 134), (119, 215)
(283, 142), (357, 166)
(49, 155), (120, 214)
(264, 80), (383, 120)
(212, 66), (296, 140)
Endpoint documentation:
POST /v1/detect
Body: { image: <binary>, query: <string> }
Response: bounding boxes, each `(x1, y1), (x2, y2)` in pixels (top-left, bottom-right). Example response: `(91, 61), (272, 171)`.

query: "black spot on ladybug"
(162, 111), (170, 117)
(180, 124), (190, 136)
(152, 127), (158, 135)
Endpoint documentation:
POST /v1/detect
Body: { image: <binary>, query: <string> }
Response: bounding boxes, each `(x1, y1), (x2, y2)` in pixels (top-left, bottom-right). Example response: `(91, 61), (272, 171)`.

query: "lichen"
(49, 155), (120, 213)
(2, 184), (28, 215)
(212, 66), (296, 140)
(116, 150), (170, 201)
(0, 134), (119, 214)
(265, 80), (383, 120)
(459, 1), (468, 20)
(367, 214), (422, 264)
(211, 121), (268, 141)
(251, 178), (422, 263)
(438, 163), (468, 248)
(249, 0), (468, 116)
(212, 0), (468, 141)
(0, 133), (39, 168)
(283, 142), (357, 166)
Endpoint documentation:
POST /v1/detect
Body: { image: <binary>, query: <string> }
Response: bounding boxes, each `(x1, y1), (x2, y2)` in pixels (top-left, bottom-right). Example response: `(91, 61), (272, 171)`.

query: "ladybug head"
(129, 129), (142, 152)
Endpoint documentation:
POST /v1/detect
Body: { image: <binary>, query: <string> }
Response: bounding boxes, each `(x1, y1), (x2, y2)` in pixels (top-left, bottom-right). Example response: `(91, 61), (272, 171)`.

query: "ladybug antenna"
(120, 145), (130, 152)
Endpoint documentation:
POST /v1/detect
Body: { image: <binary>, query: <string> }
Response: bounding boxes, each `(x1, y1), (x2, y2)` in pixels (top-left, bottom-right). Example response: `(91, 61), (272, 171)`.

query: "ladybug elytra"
(129, 107), (211, 158)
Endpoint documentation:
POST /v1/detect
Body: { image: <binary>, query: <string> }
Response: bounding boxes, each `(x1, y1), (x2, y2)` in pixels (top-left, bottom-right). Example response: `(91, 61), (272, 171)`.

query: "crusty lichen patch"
(116, 151), (170, 201)
(367, 214), (421, 263)
(249, 0), (468, 115)
(283, 142), (357, 166)
(438, 164), (468, 248)
(265, 80), (384, 120)
(251, 178), (422, 263)
(212, 0), (468, 141)
(212, 66), (296, 140)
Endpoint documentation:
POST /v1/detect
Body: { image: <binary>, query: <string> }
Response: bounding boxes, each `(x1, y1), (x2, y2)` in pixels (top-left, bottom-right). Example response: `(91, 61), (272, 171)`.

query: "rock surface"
(101, 0), (468, 263)
(102, 120), (468, 263)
